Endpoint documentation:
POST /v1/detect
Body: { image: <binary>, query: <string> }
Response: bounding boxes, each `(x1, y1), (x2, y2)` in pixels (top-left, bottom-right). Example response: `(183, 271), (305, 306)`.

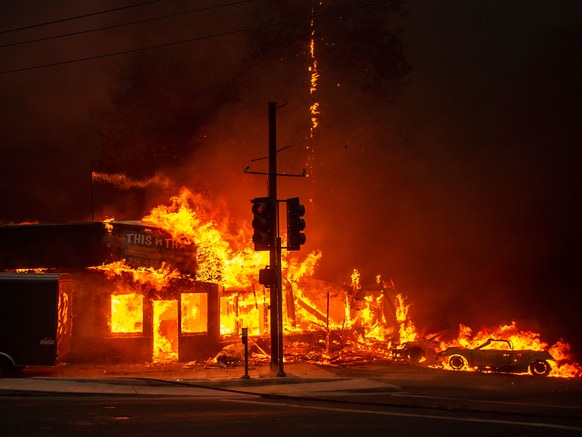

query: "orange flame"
(142, 188), (268, 288)
(111, 293), (143, 333)
(153, 299), (179, 363)
(103, 217), (114, 232)
(92, 260), (182, 292)
(395, 293), (417, 344)
(86, 186), (581, 377)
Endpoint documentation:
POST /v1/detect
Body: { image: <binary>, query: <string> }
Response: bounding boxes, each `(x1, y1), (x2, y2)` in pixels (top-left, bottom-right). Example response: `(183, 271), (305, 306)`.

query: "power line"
(0, 0), (161, 34)
(0, 0), (395, 76)
(0, 0), (254, 49)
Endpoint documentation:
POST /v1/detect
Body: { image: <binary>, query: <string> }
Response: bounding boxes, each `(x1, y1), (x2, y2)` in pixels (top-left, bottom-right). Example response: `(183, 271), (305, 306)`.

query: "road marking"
(391, 392), (582, 411)
(223, 399), (582, 432)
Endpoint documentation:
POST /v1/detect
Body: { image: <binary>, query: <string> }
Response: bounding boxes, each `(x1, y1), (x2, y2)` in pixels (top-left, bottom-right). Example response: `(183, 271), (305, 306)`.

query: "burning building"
(0, 204), (405, 367)
(1, 187), (580, 379)
(0, 220), (220, 364)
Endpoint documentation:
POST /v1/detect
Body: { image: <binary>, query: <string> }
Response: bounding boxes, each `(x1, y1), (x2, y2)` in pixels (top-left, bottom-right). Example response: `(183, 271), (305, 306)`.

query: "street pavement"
(0, 362), (400, 398)
(2, 361), (582, 420)
(2, 362), (582, 435)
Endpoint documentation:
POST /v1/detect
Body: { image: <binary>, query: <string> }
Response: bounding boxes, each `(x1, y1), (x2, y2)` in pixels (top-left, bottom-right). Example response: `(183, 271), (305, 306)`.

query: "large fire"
(92, 185), (581, 378)
(82, 6), (581, 377)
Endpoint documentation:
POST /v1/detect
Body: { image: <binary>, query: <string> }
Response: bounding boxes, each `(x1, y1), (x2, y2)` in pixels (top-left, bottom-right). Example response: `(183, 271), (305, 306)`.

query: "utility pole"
(247, 102), (306, 377)
(268, 102), (286, 377)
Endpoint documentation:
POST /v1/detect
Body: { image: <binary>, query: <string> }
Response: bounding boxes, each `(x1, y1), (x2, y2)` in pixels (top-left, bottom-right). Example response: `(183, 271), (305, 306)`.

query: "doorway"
(153, 300), (178, 362)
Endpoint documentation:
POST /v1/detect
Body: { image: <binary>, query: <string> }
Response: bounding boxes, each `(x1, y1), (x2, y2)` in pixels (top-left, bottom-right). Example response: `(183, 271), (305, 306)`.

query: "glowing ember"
(308, 11), (321, 136)
(15, 268), (47, 273)
(305, 5), (321, 180)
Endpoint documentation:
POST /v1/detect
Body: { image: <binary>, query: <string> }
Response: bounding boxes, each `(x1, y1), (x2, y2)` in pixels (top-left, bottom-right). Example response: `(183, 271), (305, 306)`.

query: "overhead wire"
(0, 0), (254, 49)
(0, 0), (395, 76)
(0, 0), (162, 34)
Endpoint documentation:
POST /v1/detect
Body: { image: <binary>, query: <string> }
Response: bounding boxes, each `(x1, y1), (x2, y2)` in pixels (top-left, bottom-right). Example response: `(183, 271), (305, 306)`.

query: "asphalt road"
(1, 362), (581, 436)
(322, 363), (582, 409)
(1, 393), (581, 436)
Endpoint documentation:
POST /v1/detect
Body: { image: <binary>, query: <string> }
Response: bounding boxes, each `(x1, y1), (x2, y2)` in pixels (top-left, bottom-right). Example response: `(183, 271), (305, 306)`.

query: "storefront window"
(111, 293), (143, 333)
(181, 293), (207, 333)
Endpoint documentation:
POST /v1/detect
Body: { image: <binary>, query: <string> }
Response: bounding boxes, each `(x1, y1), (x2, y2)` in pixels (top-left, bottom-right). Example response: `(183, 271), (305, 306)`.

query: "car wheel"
(449, 354), (467, 371)
(529, 360), (551, 377)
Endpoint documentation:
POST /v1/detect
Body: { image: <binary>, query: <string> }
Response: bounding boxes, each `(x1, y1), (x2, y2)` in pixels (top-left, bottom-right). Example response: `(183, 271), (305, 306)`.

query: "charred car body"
(391, 330), (453, 365)
(438, 338), (553, 376)
(392, 338), (440, 365)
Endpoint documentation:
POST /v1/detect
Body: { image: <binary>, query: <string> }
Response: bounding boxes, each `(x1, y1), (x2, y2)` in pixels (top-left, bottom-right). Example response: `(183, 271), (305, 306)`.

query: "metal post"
(90, 171), (95, 222)
(326, 289), (330, 357)
(276, 235), (285, 377)
(268, 102), (280, 374)
(241, 327), (250, 379)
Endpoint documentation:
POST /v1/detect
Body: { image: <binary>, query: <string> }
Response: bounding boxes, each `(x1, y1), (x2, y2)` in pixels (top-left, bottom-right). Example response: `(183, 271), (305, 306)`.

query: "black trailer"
(0, 273), (72, 376)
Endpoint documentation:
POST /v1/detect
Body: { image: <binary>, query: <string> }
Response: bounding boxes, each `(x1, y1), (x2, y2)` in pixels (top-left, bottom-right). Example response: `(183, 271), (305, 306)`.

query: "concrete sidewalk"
(0, 363), (401, 397)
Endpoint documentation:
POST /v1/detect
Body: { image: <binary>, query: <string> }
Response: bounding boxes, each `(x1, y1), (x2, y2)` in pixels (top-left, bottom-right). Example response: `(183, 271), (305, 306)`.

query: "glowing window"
(181, 293), (208, 333)
(219, 293), (266, 337)
(111, 293), (143, 333)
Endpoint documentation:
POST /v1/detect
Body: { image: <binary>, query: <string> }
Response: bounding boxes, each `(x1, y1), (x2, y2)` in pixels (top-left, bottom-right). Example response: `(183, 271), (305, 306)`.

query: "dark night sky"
(1, 1), (581, 353)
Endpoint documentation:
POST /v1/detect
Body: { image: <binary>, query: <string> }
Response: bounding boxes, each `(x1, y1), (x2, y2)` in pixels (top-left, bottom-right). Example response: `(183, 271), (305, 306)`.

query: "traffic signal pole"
(268, 102), (285, 376)
(247, 103), (306, 376)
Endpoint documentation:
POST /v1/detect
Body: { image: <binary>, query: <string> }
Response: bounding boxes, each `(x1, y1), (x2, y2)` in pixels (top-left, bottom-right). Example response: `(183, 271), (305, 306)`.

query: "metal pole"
(241, 327), (250, 379)
(276, 235), (285, 377)
(90, 171), (95, 222)
(326, 289), (330, 332)
(268, 102), (279, 374)
(326, 289), (330, 357)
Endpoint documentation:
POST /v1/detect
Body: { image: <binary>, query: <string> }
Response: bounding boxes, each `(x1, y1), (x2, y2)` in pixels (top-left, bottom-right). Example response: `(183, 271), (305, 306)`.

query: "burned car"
(438, 338), (553, 376)
(391, 330), (452, 365)
(392, 338), (440, 364)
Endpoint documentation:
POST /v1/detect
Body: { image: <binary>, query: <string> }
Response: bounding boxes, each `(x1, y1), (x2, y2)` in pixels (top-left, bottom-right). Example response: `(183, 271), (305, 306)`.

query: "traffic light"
(258, 267), (277, 288)
(251, 197), (275, 251)
(286, 197), (306, 250)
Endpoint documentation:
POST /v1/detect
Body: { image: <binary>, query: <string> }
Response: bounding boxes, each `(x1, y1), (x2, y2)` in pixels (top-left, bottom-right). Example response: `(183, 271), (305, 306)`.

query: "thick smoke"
(1, 1), (581, 354)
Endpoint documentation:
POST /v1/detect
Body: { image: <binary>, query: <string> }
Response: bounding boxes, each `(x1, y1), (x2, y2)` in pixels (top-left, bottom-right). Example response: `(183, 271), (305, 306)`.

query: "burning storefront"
(0, 220), (220, 364)
(0, 209), (408, 368)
